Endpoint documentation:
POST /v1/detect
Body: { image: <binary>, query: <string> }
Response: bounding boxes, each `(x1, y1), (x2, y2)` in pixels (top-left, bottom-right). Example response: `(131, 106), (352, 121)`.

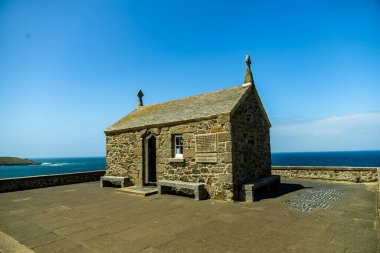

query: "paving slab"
(0, 179), (378, 253)
(0, 230), (35, 253)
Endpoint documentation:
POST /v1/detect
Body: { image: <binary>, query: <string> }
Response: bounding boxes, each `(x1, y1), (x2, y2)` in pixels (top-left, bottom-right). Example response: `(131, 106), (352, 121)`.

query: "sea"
(0, 151), (379, 179)
(0, 157), (105, 179)
(272, 150), (380, 167)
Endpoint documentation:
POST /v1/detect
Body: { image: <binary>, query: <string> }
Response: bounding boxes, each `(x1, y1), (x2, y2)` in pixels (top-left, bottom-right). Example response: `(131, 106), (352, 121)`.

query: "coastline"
(0, 157), (41, 166)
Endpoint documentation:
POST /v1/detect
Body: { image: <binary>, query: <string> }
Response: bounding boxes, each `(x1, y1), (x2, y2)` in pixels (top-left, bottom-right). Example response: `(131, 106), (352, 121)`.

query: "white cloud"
(271, 112), (380, 152)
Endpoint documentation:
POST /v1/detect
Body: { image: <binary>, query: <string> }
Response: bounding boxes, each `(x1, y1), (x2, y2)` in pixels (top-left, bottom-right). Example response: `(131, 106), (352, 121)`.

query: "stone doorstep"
(117, 186), (158, 197)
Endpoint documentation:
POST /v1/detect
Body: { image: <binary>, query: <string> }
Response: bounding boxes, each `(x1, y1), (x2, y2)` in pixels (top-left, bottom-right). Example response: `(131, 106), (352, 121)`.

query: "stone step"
(117, 186), (158, 197)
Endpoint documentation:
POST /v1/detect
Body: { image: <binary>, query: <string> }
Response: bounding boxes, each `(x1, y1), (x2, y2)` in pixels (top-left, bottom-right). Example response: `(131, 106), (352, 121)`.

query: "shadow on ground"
(254, 182), (310, 201)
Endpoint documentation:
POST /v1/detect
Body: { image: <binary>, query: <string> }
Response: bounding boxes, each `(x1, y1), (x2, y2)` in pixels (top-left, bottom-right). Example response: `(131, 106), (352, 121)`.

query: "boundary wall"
(0, 170), (105, 193)
(272, 166), (378, 182)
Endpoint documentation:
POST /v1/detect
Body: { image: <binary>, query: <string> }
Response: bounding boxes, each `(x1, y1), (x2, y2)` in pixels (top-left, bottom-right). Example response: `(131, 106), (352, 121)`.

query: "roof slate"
(105, 84), (251, 133)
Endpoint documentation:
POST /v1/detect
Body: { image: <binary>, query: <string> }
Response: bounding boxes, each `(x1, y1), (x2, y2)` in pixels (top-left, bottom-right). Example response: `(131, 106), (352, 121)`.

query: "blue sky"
(0, 0), (379, 157)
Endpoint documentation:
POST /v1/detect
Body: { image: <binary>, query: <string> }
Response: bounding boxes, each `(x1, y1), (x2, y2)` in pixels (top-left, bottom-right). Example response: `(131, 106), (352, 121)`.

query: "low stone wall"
(0, 170), (105, 193)
(272, 166), (378, 182)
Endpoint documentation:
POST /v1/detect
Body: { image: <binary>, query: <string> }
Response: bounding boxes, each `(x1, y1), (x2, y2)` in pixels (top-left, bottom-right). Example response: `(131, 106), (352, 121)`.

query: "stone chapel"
(104, 56), (273, 201)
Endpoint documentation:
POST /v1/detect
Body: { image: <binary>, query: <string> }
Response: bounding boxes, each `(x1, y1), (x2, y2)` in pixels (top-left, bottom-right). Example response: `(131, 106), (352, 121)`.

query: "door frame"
(144, 134), (156, 185)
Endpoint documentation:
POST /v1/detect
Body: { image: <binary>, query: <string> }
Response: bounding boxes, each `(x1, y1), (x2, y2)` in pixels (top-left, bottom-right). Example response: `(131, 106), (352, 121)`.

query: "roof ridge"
(105, 83), (252, 133)
(139, 83), (251, 109)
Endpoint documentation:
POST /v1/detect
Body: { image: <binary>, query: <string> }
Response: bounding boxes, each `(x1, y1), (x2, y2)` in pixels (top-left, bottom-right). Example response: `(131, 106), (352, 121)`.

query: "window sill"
(169, 158), (185, 163)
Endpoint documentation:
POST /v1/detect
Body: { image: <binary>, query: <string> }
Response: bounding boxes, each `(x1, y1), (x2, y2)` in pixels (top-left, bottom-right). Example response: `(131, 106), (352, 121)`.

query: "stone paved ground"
(0, 179), (378, 253)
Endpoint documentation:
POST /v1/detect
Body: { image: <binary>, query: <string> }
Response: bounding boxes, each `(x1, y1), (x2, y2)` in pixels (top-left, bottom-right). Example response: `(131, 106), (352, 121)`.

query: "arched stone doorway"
(144, 134), (157, 184)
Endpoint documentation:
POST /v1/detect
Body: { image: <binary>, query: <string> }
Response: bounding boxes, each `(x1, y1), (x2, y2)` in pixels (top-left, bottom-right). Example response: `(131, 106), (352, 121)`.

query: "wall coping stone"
(0, 170), (105, 193)
(0, 170), (105, 181)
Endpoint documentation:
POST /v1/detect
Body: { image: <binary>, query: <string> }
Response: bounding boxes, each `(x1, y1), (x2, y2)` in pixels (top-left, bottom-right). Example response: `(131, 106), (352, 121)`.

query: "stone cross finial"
(137, 89), (144, 107)
(245, 55), (251, 66)
(244, 54), (254, 85)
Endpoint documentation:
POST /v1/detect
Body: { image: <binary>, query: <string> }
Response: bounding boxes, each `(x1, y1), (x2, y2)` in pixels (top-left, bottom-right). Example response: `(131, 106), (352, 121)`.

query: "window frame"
(173, 135), (184, 158)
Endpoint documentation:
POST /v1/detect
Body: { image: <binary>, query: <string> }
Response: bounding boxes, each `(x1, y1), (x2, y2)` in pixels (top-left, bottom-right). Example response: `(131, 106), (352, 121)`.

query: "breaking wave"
(0, 157), (106, 179)
(40, 162), (72, 167)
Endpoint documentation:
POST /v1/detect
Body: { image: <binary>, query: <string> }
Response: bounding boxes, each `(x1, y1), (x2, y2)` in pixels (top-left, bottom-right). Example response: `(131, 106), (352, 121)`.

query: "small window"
(174, 135), (183, 158)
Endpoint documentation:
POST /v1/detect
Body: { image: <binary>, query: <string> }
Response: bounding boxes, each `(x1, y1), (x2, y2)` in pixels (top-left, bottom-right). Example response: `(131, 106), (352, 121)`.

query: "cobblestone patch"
(282, 185), (344, 212)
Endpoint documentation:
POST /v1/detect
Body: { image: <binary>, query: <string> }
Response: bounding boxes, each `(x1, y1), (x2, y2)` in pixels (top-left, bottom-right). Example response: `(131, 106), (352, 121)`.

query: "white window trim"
(174, 135), (183, 158)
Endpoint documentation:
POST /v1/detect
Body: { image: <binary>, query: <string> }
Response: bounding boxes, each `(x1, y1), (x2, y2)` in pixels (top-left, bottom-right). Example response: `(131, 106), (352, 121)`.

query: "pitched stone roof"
(105, 84), (252, 133)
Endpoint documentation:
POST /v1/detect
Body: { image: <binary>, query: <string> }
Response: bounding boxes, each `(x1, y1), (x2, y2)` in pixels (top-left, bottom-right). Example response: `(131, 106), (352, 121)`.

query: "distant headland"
(0, 157), (41, 166)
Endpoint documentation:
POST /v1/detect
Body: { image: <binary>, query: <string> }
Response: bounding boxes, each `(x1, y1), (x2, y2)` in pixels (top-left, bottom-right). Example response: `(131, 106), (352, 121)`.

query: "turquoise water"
(272, 150), (380, 167)
(1, 151), (379, 179)
(0, 157), (105, 179)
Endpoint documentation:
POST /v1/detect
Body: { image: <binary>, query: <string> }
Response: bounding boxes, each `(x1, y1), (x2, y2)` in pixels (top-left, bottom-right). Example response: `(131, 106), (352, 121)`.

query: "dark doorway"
(146, 135), (157, 184)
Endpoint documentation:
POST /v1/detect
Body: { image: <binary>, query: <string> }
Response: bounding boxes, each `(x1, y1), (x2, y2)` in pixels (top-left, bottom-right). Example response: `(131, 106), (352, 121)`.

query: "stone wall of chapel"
(231, 88), (272, 198)
(106, 130), (143, 181)
(105, 115), (234, 201)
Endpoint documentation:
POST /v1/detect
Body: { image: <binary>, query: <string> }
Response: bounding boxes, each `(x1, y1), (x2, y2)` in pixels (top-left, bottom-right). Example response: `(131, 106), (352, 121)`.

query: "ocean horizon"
(272, 150), (380, 167)
(1, 150), (379, 179)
